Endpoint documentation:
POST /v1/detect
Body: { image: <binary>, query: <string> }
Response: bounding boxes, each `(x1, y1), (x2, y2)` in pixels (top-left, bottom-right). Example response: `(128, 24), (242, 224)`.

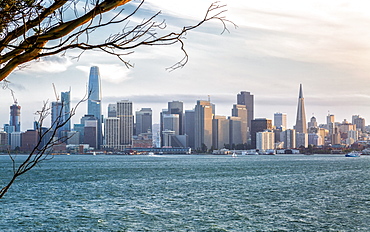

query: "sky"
(1, 0), (370, 130)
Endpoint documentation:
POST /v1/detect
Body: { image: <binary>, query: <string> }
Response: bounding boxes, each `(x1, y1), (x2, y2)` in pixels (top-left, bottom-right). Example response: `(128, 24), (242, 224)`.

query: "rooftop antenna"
(208, 95), (211, 102)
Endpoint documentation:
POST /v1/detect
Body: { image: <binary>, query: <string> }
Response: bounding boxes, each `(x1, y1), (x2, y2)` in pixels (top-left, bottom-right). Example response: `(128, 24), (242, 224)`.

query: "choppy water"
(0, 154), (369, 231)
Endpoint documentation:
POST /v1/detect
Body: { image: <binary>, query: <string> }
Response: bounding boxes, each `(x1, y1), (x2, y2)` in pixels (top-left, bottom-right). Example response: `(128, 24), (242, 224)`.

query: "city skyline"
(1, 1), (370, 130)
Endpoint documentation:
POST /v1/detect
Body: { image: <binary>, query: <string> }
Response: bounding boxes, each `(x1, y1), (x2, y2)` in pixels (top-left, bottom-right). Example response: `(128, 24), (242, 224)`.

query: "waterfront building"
(87, 66), (102, 149)
(256, 130), (274, 150)
(10, 132), (21, 150)
(168, 101), (184, 135)
(212, 115), (229, 150)
(163, 114), (180, 135)
(237, 91), (254, 131)
(162, 130), (176, 147)
(0, 131), (8, 150)
(135, 108), (152, 135)
(281, 129), (296, 149)
(250, 118), (272, 149)
(184, 110), (195, 149)
(294, 84), (307, 133)
(117, 100), (133, 146)
(228, 116), (243, 146)
(194, 100), (213, 151)
(9, 102), (21, 132)
(232, 104), (248, 144)
(20, 130), (38, 152)
(83, 116), (98, 149)
(104, 117), (120, 150)
(274, 112), (287, 131)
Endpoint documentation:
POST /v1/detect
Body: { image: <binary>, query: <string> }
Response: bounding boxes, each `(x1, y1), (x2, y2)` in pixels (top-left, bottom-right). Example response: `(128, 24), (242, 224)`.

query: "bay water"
(0, 154), (369, 231)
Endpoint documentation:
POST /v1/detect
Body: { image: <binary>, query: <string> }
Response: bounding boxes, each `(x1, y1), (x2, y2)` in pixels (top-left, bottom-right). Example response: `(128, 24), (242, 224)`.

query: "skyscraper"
(194, 100), (213, 151)
(51, 91), (71, 139)
(250, 118), (272, 149)
(168, 101), (184, 134)
(9, 102), (21, 132)
(232, 104), (247, 144)
(135, 108), (152, 135)
(117, 100), (133, 146)
(184, 110), (195, 149)
(294, 84), (307, 133)
(237, 91), (254, 130)
(274, 112), (287, 130)
(87, 66), (102, 148)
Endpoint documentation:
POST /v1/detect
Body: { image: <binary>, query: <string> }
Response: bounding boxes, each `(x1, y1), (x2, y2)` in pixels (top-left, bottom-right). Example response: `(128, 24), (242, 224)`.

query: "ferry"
(345, 151), (361, 157)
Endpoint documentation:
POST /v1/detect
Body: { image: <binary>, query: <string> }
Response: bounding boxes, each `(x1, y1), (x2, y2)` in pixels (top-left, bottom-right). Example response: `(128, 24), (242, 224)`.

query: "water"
(0, 154), (369, 231)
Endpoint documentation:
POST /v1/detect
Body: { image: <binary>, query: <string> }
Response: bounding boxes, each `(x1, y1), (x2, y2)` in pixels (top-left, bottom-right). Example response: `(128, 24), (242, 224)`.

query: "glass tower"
(87, 66), (102, 148)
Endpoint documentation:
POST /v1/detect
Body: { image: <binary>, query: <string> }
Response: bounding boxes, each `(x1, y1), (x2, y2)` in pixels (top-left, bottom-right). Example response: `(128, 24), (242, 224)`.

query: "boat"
(245, 149), (259, 155)
(345, 151), (361, 157)
(232, 151), (237, 158)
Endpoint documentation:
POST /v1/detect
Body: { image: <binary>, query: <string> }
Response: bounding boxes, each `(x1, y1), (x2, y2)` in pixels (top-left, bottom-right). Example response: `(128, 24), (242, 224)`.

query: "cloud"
(76, 64), (132, 84)
(17, 56), (73, 74)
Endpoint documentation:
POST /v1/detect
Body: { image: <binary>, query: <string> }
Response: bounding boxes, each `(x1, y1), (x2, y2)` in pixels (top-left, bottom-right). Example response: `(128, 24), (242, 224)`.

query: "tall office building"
(108, 104), (117, 117)
(212, 116), (229, 150)
(117, 100), (133, 146)
(135, 108), (152, 135)
(281, 129), (296, 149)
(168, 101), (184, 135)
(308, 116), (317, 128)
(61, 91), (71, 132)
(250, 118), (272, 149)
(9, 102), (21, 132)
(87, 66), (102, 149)
(228, 116), (243, 146)
(294, 84), (307, 133)
(274, 112), (287, 130)
(256, 130), (275, 150)
(352, 115), (365, 132)
(104, 117), (120, 150)
(194, 100), (213, 151)
(162, 114), (180, 135)
(185, 110), (195, 149)
(237, 91), (254, 130)
(232, 104), (248, 144)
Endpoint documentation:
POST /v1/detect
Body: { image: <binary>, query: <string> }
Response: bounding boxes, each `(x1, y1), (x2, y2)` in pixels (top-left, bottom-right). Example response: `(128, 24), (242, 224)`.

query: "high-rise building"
(256, 130), (275, 150)
(108, 104), (117, 117)
(352, 115), (365, 132)
(194, 100), (213, 151)
(135, 108), (152, 135)
(307, 115), (317, 129)
(232, 104), (248, 144)
(228, 116), (243, 146)
(296, 132), (308, 148)
(87, 66), (102, 149)
(294, 84), (307, 133)
(212, 116), (229, 150)
(281, 129), (296, 149)
(9, 103), (21, 132)
(184, 110), (195, 149)
(168, 101), (184, 135)
(51, 91), (71, 139)
(274, 112), (287, 130)
(83, 115), (98, 149)
(117, 100), (133, 146)
(250, 118), (272, 149)
(104, 117), (120, 150)
(237, 91), (254, 130)
(162, 114), (180, 135)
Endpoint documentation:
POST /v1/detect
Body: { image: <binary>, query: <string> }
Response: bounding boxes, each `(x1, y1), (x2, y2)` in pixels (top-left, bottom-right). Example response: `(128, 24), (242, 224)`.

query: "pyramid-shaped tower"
(295, 84), (307, 133)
